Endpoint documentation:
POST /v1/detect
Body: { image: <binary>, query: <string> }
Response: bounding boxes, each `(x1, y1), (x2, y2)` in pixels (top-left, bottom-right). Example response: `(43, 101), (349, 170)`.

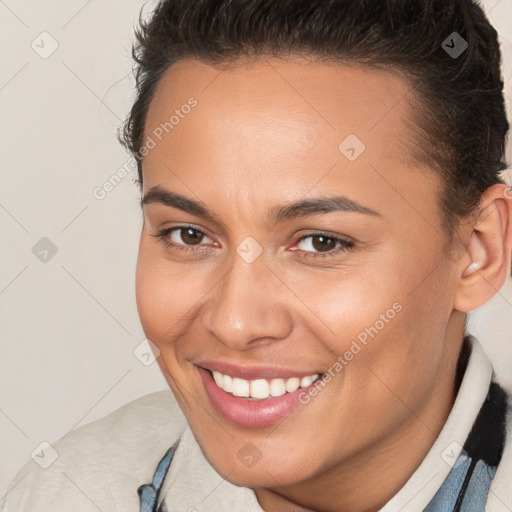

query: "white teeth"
(223, 374), (233, 393)
(284, 377), (301, 393)
(300, 375), (314, 388)
(209, 370), (321, 399)
(250, 379), (270, 399)
(213, 371), (223, 387)
(269, 379), (286, 397)
(232, 377), (250, 397)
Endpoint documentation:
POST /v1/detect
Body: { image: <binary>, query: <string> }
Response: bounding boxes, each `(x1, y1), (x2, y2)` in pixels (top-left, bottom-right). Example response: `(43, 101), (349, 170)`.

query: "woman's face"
(136, 57), (466, 494)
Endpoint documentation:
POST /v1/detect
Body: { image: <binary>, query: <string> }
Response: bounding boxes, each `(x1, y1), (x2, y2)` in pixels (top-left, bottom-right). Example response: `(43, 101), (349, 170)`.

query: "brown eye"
(311, 235), (337, 252)
(295, 233), (355, 259)
(179, 227), (203, 245)
(298, 234), (340, 253)
(151, 225), (215, 252)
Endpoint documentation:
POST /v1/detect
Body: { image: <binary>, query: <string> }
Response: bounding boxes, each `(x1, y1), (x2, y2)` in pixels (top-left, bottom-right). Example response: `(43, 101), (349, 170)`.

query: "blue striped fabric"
(424, 382), (507, 512)
(137, 444), (177, 512)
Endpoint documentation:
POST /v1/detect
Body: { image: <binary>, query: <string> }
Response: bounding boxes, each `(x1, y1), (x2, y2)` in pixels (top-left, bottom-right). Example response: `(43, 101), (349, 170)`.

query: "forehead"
(142, 57), (440, 229)
(147, 56), (416, 132)
(143, 56), (424, 171)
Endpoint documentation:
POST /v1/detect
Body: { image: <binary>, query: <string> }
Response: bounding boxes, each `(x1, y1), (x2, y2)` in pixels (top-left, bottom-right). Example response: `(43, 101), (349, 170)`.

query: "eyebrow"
(141, 185), (382, 223)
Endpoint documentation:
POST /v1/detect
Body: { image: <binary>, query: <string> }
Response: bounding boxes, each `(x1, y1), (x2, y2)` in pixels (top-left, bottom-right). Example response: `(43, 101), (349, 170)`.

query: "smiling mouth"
(202, 367), (324, 400)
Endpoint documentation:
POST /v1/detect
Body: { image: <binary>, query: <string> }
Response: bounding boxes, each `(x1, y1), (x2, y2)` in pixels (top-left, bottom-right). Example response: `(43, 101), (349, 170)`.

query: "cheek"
(135, 249), (188, 343)
(289, 265), (403, 349)
(297, 258), (446, 386)
(135, 244), (219, 346)
(135, 256), (193, 387)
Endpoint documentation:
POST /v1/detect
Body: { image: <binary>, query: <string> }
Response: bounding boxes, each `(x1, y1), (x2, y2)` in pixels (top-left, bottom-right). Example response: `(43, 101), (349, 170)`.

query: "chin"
(202, 445), (314, 489)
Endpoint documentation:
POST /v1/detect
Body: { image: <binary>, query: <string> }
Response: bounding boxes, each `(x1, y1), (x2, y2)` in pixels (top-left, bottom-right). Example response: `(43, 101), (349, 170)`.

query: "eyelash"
(151, 225), (355, 259)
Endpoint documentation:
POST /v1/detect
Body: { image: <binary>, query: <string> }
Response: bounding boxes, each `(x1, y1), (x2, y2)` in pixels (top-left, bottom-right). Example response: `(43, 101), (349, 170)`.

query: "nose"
(200, 251), (293, 351)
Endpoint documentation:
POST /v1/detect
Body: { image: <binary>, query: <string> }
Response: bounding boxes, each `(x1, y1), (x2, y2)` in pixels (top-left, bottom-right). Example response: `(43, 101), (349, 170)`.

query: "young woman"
(4, 0), (512, 511)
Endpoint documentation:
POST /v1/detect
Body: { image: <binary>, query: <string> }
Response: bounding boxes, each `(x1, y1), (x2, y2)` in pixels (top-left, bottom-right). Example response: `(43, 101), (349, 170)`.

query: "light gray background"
(1, 0), (511, 500)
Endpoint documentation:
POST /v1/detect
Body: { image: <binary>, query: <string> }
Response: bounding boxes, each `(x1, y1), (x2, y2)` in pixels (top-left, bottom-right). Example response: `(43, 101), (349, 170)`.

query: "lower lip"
(197, 366), (320, 428)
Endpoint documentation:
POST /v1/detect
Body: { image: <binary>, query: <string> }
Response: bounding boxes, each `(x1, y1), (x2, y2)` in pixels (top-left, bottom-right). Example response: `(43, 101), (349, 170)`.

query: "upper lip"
(195, 361), (324, 380)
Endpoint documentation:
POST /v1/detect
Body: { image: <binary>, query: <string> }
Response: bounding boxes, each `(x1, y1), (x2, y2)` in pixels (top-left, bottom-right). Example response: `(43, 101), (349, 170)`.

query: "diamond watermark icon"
(31, 441), (59, 469)
(441, 441), (468, 469)
(441, 32), (468, 59)
(31, 31), (59, 59)
(338, 134), (366, 161)
(133, 338), (161, 366)
(237, 442), (262, 468)
(32, 237), (58, 263)
(442, 234), (466, 264)
(236, 236), (263, 264)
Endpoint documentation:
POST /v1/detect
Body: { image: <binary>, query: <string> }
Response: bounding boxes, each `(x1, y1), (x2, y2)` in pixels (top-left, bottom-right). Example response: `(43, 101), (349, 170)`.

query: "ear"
(453, 183), (512, 313)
